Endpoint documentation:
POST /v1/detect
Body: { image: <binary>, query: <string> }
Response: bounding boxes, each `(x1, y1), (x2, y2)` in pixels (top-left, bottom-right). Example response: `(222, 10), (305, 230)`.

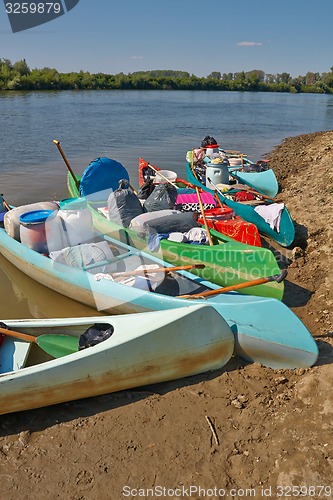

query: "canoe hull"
(186, 162), (295, 247)
(68, 173), (284, 300)
(0, 227), (318, 370)
(229, 168), (279, 198)
(0, 307), (234, 415)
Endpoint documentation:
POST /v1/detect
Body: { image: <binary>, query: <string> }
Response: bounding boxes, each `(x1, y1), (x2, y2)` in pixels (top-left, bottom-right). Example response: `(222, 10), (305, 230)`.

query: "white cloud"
(237, 41), (262, 47)
(131, 55), (143, 60)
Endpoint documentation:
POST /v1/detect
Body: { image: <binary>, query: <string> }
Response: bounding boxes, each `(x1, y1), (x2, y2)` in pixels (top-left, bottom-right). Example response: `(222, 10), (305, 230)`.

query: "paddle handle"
(1, 195), (11, 212)
(178, 270), (287, 299)
(111, 263), (205, 278)
(53, 139), (81, 191)
(0, 327), (36, 343)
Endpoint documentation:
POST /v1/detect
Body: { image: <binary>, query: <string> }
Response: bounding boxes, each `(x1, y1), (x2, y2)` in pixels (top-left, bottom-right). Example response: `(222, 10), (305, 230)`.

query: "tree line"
(1, 58), (333, 93)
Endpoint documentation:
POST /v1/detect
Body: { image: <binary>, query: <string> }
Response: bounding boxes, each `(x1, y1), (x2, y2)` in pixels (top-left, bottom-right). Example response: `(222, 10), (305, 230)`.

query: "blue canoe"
(226, 156), (278, 198)
(229, 168), (279, 198)
(189, 149), (279, 198)
(0, 224), (317, 369)
(186, 162), (295, 247)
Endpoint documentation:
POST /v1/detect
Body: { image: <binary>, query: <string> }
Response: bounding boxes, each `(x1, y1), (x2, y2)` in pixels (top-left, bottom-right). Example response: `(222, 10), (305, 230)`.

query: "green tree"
(207, 71), (221, 80)
(13, 59), (30, 76)
(276, 72), (291, 84)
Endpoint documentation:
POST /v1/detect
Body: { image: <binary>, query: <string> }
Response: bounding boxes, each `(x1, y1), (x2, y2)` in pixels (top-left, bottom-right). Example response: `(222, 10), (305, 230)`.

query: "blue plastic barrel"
(19, 210), (55, 253)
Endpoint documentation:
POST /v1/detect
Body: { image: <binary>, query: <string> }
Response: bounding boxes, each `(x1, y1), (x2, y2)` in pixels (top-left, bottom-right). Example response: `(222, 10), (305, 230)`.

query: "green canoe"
(67, 173), (284, 300)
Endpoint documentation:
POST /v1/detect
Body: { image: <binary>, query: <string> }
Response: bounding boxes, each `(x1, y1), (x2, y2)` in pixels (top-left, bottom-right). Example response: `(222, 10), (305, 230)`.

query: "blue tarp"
(80, 157), (130, 203)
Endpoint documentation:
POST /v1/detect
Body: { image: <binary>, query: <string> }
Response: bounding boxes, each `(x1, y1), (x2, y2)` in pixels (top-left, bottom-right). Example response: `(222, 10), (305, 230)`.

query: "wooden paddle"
(111, 263), (205, 278)
(147, 162), (178, 187)
(214, 191), (228, 209)
(195, 187), (214, 246)
(54, 139), (138, 195)
(0, 194), (11, 212)
(53, 139), (80, 191)
(177, 269), (287, 299)
(228, 175), (277, 202)
(0, 327), (79, 358)
(224, 149), (245, 155)
(208, 177), (274, 205)
(188, 148), (214, 246)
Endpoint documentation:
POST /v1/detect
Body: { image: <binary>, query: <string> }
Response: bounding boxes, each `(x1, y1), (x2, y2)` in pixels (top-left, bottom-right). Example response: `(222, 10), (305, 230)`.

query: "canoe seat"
(0, 337), (31, 374)
(83, 249), (133, 271)
(237, 200), (267, 205)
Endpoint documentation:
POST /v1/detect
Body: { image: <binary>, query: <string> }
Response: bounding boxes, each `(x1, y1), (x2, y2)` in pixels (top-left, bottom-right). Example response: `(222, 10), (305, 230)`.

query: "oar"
(0, 327), (79, 358)
(208, 177), (272, 205)
(147, 162), (178, 187)
(53, 139), (138, 195)
(177, 269), (287, 299)
(0, 194), (11, 212)
(195, 187), (214, 246)
(214, 190), (228, 209)
(224, 149), (245, 155)
(53, 139), (81, 192)
(111, 263), (205, 279)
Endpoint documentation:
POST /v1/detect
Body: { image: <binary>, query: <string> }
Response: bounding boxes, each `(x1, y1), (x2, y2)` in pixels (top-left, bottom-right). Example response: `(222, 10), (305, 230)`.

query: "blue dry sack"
(80, 157), (130, 205)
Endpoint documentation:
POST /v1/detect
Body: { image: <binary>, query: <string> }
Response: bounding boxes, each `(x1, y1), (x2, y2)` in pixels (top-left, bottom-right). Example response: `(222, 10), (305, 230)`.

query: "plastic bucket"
(203, 207), (234, 220)
(4, 201), (59, 241)
(153, 170), (177, 184)
(58, 197), (94, 246)
(20, 210), (55, 253)
(228, 158), (242, 166)
(206, 163), (229, 189)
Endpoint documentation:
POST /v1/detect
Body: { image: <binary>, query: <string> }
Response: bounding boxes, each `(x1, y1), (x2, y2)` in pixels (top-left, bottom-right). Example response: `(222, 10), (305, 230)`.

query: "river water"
(1, 90), (332, 319)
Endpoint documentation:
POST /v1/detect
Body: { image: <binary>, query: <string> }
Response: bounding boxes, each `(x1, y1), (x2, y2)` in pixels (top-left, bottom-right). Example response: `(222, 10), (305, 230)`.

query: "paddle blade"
(37, 334), (79, 358)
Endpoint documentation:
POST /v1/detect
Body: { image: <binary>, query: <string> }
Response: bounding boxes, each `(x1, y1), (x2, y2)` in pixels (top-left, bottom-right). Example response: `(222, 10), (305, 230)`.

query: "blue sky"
(1, 0), (332, 77)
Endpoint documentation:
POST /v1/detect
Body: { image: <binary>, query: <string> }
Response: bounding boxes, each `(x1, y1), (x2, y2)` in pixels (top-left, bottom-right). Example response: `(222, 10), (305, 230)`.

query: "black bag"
(137, 179), (155, 200)
(201, 135), (218, 148)
(108, 179), (144, 227)
(144, 183), (178, 212)
(79, 323), (114, 350)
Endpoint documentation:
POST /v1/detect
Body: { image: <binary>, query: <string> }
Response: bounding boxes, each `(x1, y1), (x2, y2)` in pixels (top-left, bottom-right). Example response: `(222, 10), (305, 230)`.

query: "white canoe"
(0, 305), (234, 415)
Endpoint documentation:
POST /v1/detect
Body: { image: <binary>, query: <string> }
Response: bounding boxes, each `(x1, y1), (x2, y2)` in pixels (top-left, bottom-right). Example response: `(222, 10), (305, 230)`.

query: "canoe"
(0, 305), (234, 415)
(186, 162), (295, 247)
(0, 222), (318, 369)
(229, 167), (278, 199)
(68, 170), (284, 301)
(139, 157), (262, 248)
(226, 157), (278, 198)
(187, 146), (279, 197)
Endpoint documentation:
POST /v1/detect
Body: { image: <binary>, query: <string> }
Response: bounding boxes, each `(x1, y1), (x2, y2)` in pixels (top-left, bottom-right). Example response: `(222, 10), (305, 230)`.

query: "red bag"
(234, 191), (256, 202)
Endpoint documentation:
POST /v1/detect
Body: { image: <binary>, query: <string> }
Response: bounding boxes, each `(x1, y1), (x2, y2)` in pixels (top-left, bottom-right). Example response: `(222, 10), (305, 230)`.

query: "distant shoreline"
(1, 59), (333, 94)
